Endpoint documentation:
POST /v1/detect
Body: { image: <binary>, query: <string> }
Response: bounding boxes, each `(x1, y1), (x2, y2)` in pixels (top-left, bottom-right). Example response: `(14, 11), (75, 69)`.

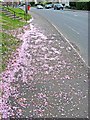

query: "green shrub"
(69, 1), (90, 10)
(76, 2), (89, 10)
(69, 2), (76, 9)
(45, 2), (52, 5)
(29, 2), (35, 6)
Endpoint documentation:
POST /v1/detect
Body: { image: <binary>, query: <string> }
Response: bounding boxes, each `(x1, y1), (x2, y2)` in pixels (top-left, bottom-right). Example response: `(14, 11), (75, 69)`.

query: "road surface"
(30, 8), (88, 65)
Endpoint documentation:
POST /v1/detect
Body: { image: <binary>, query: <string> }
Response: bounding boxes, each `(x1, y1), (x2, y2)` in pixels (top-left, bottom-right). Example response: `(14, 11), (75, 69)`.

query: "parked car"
(54, 4), (64, 10)
(45, 4), (52, 9)
(37, 5), (43, 9)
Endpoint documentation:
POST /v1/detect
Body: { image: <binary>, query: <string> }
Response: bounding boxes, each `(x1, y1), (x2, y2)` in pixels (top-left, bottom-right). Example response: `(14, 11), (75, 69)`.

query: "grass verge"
(0, 7), (31, 30)
(1, 12), (26, 30)
(2, 6), (31, 21)
(0, 6), (31, 72)
(0, 32), (21, 72)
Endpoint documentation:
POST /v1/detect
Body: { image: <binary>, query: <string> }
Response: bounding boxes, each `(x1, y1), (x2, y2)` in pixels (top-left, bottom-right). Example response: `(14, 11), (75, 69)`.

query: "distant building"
(20, 0), (78, 6)
(32, 0), (70, 6)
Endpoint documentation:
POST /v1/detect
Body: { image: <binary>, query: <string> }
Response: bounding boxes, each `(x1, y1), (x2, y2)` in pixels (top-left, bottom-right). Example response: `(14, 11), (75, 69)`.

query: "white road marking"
(65, 24), (80, 35)
(30, 10), (89, 68)
(50, 23), (89, 68)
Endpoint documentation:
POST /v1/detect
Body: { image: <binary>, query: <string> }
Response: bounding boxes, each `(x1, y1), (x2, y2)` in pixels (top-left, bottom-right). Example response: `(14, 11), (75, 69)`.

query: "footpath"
(0, 10), (88, 119)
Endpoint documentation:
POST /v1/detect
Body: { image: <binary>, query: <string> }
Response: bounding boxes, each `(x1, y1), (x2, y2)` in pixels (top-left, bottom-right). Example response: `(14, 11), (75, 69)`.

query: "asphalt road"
(30, 7), (88, 65)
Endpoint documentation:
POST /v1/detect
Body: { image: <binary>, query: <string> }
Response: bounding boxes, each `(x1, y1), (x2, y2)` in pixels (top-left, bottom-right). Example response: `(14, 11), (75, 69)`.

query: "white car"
(37, 5), (43, 9)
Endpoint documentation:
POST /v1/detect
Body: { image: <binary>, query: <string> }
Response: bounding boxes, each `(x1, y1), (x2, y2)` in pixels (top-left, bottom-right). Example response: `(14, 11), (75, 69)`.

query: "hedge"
(29, 2), (35, 6)
(69, 2), (90, 10)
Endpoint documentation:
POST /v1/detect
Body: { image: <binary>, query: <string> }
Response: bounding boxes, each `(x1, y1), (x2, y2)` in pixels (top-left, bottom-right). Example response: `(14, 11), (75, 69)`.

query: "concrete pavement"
(0, 9), (88, 118)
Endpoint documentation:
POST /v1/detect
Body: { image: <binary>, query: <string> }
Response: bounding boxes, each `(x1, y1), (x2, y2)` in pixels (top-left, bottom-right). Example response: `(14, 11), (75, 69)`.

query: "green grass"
(1, 12), (26, 30)
(0, 5), (31, 72)
(0, 6), (31, 30)
(3, 6), (31, 21)
(0, 32), (21, 72)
